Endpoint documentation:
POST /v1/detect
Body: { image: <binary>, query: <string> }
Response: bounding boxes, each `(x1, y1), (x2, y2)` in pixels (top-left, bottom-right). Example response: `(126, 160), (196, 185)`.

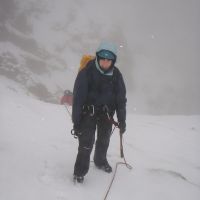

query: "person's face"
(99, 58), (112, 70)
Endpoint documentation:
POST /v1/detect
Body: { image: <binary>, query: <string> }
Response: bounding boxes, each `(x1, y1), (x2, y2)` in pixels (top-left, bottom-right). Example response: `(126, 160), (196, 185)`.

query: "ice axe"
(112, 120), (124, 158)
(119, 131), (124, 158)
(106, 116), (124, 158)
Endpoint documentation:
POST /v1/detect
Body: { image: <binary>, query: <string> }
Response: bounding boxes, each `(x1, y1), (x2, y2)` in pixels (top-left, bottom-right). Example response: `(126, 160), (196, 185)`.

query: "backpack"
(79, 55), (95, 72)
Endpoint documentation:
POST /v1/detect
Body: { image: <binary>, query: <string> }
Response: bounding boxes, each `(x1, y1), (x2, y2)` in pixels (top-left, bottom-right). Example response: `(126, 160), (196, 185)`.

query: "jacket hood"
(96, 41), (117, 57)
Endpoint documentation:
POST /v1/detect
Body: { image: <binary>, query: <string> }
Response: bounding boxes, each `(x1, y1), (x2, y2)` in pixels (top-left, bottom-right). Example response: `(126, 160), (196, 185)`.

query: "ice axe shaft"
(120, 132), (124, 158)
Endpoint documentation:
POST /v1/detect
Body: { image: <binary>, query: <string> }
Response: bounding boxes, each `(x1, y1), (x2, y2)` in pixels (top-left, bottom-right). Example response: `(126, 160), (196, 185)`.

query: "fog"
(0, 0), (199, 114)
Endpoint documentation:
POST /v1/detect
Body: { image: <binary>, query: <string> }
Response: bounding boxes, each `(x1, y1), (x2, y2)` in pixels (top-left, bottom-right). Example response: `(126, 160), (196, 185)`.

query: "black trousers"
(74, 114), (112, 177)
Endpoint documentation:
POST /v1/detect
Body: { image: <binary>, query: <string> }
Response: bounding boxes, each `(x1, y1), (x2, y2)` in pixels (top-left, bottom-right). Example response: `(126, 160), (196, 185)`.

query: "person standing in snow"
(60, 90), (73, 106)
(72, 41), (127, 183)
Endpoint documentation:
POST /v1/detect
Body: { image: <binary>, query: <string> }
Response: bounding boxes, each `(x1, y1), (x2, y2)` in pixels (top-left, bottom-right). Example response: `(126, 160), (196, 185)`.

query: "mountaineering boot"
(95, 161), (112, 173)
(73, 175), (84, 183)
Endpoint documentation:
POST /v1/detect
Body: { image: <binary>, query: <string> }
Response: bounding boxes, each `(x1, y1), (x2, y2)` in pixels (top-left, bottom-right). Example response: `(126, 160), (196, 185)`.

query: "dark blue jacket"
(72, 59), (127, 126)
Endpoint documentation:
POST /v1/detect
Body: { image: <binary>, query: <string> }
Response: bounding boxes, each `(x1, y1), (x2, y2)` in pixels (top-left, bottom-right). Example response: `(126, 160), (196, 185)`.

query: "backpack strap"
(112, 67), (119, 95)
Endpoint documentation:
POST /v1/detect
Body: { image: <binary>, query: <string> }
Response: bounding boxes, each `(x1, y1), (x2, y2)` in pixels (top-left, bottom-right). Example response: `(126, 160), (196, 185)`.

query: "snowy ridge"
(0, 39), (74, 103)
(0, 86), (200, 200)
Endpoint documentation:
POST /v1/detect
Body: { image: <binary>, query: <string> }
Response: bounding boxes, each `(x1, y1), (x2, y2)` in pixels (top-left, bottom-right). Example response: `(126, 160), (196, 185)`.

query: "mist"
(0, 0), (199, 114)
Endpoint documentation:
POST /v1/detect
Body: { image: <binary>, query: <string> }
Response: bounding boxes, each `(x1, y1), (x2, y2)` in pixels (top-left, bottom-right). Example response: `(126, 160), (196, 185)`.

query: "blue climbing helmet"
(96, 41), (117, 61)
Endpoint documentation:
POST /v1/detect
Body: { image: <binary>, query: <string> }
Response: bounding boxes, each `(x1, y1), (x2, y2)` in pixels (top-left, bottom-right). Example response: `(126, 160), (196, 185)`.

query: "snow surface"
(0, 83), (200, 200)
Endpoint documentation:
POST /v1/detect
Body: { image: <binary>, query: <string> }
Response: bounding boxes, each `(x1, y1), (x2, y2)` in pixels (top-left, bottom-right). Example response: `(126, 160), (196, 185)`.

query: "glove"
(119, 121), (126, 134)
(72, 124), (82, 137)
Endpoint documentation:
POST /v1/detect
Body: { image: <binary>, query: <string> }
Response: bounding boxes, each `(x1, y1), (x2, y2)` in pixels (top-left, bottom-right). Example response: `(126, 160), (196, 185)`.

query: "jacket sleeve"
(72, 69), (88, 125)
(115, 70), (127, 124)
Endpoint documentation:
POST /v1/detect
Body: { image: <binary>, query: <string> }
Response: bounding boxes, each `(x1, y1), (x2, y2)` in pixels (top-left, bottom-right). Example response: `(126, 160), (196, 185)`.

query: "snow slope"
(0, 85), (200, 200)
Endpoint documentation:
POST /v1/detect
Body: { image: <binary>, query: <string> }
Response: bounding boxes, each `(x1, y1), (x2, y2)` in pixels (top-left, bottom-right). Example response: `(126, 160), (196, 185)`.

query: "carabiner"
(90, 105), (95, 116)
(71, 129), (78, 139)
